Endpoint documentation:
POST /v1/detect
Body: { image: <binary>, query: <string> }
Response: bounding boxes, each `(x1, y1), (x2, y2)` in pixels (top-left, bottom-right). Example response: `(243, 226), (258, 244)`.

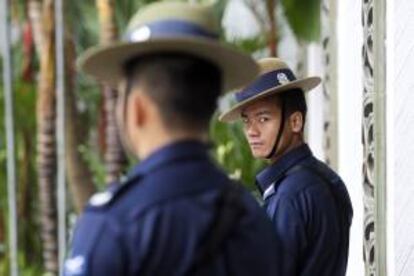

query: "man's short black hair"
(278, 88), (308, 130)
(124, 53), (222, 132)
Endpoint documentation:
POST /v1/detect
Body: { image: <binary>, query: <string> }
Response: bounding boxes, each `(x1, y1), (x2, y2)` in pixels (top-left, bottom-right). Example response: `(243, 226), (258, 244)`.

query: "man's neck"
(269, 139), (305, 164)
(138, 131), (207, 160)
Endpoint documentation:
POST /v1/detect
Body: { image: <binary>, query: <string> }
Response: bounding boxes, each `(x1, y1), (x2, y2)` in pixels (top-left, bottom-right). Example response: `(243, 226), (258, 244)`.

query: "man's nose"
(246, 122), (260, 137)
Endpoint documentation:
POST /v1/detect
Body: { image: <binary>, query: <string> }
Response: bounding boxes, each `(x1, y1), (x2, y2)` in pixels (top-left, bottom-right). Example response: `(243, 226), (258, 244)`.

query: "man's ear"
(129, 90), (149, 128)
(289, 111), (304, 133)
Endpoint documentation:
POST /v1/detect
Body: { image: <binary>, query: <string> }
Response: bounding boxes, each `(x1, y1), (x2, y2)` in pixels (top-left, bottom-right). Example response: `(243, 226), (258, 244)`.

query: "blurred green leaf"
(210, 115), (265, 190)
(281, 0), (321, 42)
(229, 35), (267, 54)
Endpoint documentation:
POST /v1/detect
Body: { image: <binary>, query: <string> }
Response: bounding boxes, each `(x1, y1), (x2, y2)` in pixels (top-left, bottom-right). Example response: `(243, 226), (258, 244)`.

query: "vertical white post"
(0, 0), (19, 275)
(373, 0), (387, 273)
(306, 44), (324, 161)
(321, 0), (339, 169)
(55, 0), (66, 273)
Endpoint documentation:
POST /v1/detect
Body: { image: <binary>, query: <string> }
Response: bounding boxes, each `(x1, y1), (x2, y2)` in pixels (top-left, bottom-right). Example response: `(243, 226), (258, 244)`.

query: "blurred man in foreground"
(65, 2), (280, 276)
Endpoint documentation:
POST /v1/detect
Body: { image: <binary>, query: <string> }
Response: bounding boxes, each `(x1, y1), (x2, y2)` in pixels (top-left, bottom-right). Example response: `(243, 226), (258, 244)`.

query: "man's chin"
(251, 150), (268, 160)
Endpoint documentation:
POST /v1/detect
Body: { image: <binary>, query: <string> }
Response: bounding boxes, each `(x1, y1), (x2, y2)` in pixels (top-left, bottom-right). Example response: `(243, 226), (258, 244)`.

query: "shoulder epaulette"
(86, 175), (138, 209)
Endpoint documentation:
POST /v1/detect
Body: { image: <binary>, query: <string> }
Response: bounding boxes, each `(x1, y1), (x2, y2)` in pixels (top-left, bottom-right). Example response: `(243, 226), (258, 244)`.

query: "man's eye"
(259, 117), (269, 123)
(242, 118), (249, 124)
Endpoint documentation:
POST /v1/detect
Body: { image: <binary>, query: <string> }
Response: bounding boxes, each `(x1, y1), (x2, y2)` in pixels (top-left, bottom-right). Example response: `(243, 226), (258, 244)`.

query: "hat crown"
(79, 1), (259, 96)
(258, 58), (291, 75)
(126, 2), (219, 39)
(219, 57), (322, 122)
(234, 57), (298, 104)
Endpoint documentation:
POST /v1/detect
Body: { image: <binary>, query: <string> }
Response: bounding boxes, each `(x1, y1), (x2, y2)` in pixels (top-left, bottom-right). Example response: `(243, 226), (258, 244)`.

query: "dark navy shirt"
(65, 140), (279, 276)
(256, 144), (353, 276)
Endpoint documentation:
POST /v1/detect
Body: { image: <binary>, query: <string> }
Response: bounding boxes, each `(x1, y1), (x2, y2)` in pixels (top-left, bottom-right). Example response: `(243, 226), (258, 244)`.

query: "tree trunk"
(96, 0), (127, 184)
(0, 215), (4, 260)
(244, 0), (278, 56)
(28, 0), (43, 57)
(36, 0), (58, 273)
(266, 0), (277, 56)
(19, 129), (33, 258)
(96, 0), (118, 44)
(102, 86), (127, 184)
(64, 32), (96, 213)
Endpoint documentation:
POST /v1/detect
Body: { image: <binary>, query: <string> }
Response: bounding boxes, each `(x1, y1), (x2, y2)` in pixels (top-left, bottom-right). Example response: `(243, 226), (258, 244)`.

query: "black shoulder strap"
(187, 182), (246, 275)
(284, 164), (352, 270)
(286, 163), (347, 229)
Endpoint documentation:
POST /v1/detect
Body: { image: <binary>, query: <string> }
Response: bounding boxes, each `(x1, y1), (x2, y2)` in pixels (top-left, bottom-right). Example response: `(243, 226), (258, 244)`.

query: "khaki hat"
(219, 58), (322, 122)
(78, 1), (258, 92)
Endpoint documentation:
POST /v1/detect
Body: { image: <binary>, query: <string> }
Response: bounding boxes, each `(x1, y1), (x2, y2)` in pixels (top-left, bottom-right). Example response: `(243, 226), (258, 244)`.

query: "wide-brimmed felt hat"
(219, 58), (322, 122)
(78, 1), (258, 92)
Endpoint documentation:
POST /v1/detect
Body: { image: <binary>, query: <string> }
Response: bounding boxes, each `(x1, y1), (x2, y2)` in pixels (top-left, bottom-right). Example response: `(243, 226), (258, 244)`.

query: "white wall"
(337, 0), (364, 275)
(222, 0), (260, 40)
(306, 44), (324, 161)
(386, 0), (395, 274)
(390, 0), (414, 274)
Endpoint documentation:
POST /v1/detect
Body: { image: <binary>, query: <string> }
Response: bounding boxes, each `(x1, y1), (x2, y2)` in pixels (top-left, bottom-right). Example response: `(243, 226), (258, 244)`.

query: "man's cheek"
(249, 145), (259, 157)
(248, 144), (255, 154)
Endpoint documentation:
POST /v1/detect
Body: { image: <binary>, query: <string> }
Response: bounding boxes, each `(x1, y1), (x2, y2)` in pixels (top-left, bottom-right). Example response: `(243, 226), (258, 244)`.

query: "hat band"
(125, 19), (219, 43)
(235, 68), (297, 102)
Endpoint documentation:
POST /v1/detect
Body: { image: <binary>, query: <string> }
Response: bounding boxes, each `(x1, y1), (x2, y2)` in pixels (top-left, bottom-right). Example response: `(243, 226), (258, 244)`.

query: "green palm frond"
(282, 0), (321, 42)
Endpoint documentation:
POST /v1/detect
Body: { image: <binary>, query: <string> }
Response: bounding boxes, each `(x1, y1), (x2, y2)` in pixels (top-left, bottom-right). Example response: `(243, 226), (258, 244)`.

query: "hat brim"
(78, 37), (258, 93)
(219, 76), (322, 122)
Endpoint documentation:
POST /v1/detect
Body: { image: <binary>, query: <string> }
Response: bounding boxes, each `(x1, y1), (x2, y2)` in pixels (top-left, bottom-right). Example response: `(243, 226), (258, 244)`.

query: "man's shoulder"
(70, 171), (279, 275)
(80, 158), (271, 230)
(83, 176), (139, 211)
(275, 158), (343, 200)
(81, 161), (234, 221)
(275, 157), (352, 217)
(277, 167), (319, 196)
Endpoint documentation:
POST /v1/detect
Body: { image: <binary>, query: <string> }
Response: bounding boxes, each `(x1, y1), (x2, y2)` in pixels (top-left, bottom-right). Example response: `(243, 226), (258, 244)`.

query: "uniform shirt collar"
(256, 143), (313, 195)
(127, 140), (210, 181)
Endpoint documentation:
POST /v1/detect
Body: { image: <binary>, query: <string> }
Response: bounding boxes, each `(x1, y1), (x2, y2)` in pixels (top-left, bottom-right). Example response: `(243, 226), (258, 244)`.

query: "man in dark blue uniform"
(65, 2), (280, 276)
(220, 58), (353, 275)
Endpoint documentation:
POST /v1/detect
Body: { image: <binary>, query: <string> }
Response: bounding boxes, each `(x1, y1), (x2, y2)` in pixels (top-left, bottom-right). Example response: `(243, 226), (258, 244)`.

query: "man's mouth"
(249, 142), (263, 149)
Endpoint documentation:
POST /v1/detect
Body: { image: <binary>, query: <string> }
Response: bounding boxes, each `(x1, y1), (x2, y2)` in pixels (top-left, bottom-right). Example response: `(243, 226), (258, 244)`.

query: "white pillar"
(389, 0), (414, 274)
(0, 1), (19, 275)
(337, 0), (365, 274)
(306, 44), (324, 161)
